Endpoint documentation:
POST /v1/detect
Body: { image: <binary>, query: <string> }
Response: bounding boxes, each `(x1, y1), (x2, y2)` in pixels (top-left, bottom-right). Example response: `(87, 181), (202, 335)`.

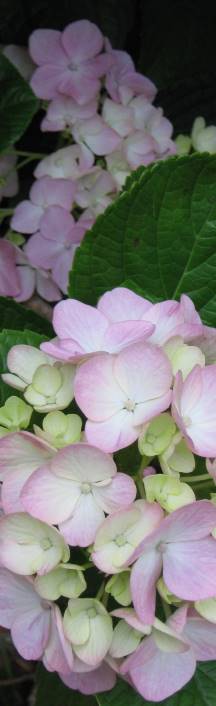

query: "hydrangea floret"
(1, 285), (216, 701)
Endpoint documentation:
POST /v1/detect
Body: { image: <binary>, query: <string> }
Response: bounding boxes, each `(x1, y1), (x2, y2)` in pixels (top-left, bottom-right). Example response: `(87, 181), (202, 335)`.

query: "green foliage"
(69, 153), (216, 327)
(35, 665), (96, 706)
(97, 663), (216, 706)
(0, 54), (39, 152)
(0, 297), (52, 336)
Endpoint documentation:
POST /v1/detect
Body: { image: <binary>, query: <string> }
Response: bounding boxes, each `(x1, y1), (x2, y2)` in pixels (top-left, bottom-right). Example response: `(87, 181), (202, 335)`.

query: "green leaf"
(0, 297), (53, 336)
(35, 665), (96, 706)
(0, 329), (48, 404)
(69, 153), (216, 327)
(0, 54), (39, 151)
(96, 663), (216, 706)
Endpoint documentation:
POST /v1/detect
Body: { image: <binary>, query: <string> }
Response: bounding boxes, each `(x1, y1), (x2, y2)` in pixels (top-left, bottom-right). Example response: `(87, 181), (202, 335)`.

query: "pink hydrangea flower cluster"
(0, 19), (176, 302)
(1, 286), (216, 701)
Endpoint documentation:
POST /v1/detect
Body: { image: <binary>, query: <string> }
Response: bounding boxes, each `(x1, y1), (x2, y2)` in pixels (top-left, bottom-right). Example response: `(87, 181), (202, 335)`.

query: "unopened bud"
(35, 563), (86, 600)
(160, 435), (195, 476)
(157, 577), (183, 606)
(34, 410), (82, 448)
(105, 571), (131, 606)
(144, 473), (195, 512)
(138, 413), (176, 457)
(175, 134), (191, 155)
(0, 396), (32, 431)
(164, 337), (205, 380)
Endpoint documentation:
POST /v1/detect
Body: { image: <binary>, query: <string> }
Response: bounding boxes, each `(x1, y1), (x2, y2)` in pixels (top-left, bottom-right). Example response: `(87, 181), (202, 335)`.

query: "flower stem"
(183, 473), (211, 483)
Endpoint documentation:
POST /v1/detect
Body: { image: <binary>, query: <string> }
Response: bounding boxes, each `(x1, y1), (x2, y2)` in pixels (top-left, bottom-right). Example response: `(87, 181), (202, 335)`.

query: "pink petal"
(25, 233), (62, 270)
(29, 29), (67, 65)
(130, 552), (162, 624)
(36, 271), (61, 302)
(98, 287), (151, 321)
(11, 201), (42, 233)
(62, 20), (103, 62)
(85, 411), (141, 452)
(53, 299), (108, 353)
(59, 493), (105, 546)
(102, 320), (154, 353)
(75, 353), (125, 421)
(183, 612), (216, 661)
(58, 72), (101, 105)
(30, 65), (66, 99)
(0, 432), (54, 513)
(114, 342), (172, 407)
(43, 605), (73, 674)
(0, 568), (43, 627)
(73, 116), (121, 155)
(22, 466), (80, 524)
(30, 177), (75, 210)
(52, 247), (76, 294)
(12, 604), (50, 660)
(163, 537), (216, 601)
(40, 205), (76, 244)
(121, 635), (196, 702)
(60, 661), (116, 694)
(15, 265), (35, 302)
(93, 473), (136, 513)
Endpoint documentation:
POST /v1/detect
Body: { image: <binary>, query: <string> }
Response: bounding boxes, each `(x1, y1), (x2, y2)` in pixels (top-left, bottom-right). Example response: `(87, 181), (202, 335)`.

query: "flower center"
(124, 398), (136, 412)
(81, 482), (92, 494)
(115, 534), (127, 547)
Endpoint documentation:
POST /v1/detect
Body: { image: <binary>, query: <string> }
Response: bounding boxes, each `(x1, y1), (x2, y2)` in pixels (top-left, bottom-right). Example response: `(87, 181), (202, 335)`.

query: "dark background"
(1, 0), (216, 135)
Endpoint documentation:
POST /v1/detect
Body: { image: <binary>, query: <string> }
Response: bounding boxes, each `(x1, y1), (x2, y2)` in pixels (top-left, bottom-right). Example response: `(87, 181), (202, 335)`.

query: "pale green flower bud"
(138, 413), (176, 457)
(164, 337), (205, 380)
(191, 116), (216, 154)
(35, 563), (86, 600)
(195, 597), (216, 623)
(24, 363), (75, 412)
(175, 134), (192, 155)
(159, 434), (195, 476)
(143, 473), (195, 512)
(105, 571), (131, 606)
(109, 619), (142, 658)
(0, 396), (32, 432)
(157, 577), (183, 606)
(63, 598), (113, 665)
(34, 410), (82, 448)
(211, 493), (216, 505)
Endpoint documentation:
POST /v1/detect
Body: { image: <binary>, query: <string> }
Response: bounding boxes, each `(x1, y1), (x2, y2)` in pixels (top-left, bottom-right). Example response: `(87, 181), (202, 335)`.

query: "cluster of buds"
(1, 286), (216, 701)
(0, 19), (176, 302)
(176, 116), (216, 156)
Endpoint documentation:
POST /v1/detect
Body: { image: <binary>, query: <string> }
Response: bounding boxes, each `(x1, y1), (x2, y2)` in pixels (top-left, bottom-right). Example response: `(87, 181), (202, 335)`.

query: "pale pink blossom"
(22, 443), (136, 547)
(141, 295), (203, 346)
(92, 500), (163, 574)
(0, 567), (73, 672)
(169, 604), (216, 661)
(0, 152), (18, 203)
(97, 286), (151, 321)
(25, 206), (92, 293)
(14, 247), (61, 302)
(41, 297), (155, 362)
(74, 342), (172, 452)
(34, 144), (94, 180)
(60, 657), (116, 694)
(105, 40), (156, 106)
(0, 240), (20, 297)
(129, 97), (175, 155)
(41, 95), (98, 132)
(11, 177), (76, 234)
(172, 365), (216, 457)
(0, 431), (55, 513)
(75, 169), (117, 214)
(0, 512), (69, 575)
(30, 21), (113, 104)
(72, 115), (121, 155)
(121, 612), (196, 702)
(102, 98), (134, 137)
(105, 148), (130, 188)
(130, 500), (216, 624)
